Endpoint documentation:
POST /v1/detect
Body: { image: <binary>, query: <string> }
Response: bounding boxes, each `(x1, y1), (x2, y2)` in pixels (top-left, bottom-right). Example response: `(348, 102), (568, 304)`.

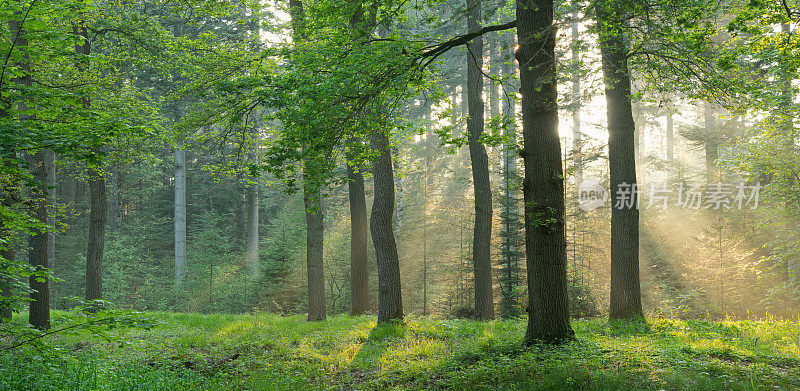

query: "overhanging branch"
(417, 19), (517, 68)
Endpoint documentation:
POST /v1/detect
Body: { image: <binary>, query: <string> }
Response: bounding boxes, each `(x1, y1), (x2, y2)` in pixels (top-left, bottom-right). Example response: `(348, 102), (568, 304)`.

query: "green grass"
(3, 312), (800, 390)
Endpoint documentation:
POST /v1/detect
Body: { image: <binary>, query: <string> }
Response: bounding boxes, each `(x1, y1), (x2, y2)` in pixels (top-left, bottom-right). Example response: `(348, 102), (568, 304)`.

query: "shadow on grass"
(350, 322), (405, 371)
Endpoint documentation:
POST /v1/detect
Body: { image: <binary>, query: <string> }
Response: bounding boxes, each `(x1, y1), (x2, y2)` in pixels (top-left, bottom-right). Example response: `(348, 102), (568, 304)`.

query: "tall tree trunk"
(0, 185), (14, 321)
(172, 21), (187, 288)
(347, 157), (369, 316)
(489, 42), (500, 120)
(466, 0), (494, 321)
(74, 23), (107, 302)
(304, 172), (326, 321)
(571, 4), (582, 182)
(370, 128), (403, 323)
(27, 151), (50, 330)
(11, 16), (49, 330)
(500, 31), (520, 319)
(108, 165), (120, 232)
(518, 0), (574, 343)
(86, 168), (106, 301)
(597, 2), (644, 321)
(46, 151), (54, 266)
(245, 126), (260, 278)
(288, 0), (326, 321)
(393, 147), (404, 228)
(704, 104), (718, 182)
(174, 140), (187, 286)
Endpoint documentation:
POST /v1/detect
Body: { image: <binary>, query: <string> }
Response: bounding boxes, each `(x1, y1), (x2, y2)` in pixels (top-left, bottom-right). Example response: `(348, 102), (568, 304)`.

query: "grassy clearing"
(2, 311), (800, 390)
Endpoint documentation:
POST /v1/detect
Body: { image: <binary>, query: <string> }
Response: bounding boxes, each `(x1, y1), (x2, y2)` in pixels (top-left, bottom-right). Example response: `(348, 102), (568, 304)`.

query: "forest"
(2, 0), (800, 389)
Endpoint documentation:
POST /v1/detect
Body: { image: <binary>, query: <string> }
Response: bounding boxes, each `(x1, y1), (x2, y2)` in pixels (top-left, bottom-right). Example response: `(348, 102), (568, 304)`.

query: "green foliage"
(6, 312), (800, 390)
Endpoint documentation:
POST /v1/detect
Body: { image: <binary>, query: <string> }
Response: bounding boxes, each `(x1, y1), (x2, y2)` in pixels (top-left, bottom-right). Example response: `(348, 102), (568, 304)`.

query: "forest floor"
(3, 311), (800, 390)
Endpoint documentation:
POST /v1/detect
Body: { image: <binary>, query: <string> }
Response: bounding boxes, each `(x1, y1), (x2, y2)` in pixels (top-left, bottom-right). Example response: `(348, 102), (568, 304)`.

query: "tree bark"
(86, 167), (106, 301)
(1, 222), (14, 321)
(10, 15), (50, 330)
(288, 0), (326, 321)
(517, 0), (574, 343)
(304, 172), (326, 321)
(27, 151), (50, 330)
(245, 126), (260, 278)
(499, 31), (520, 319)
(597, 2), (644, 321)
(704, 104), (718, 182)
(73, 23), (107, 302)
(46, 151), (54, 266)
(370, 129), (403, 323)
(467, 0), (494, 321)
(666, 111), (674, 161)
(571, 4), (582, 182)
(174, 140), (187, 286)
(347, 157), (369, 316)
(108, 165), (120, 232)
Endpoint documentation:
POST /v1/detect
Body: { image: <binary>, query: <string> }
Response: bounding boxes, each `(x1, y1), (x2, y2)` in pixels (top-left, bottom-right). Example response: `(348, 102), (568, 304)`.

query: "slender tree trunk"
(393, 147), (404, 228)
(500, 31), (520, 319)
(174, 140), (187, 286)
(304, 172), (326, 321)
(172, 21), (187, 288)
(245, 126), (260, 278)
(704, 104), (718, 182)
(347, 157), (369, 315)
(466, 0), (494, 321)
(46, 151), (54, 266)
(518, 0), (574, 343)
(1, 219), (14, 321)
(0, 176), (13, 320)
(597, 3), (644, 321)
(489, 42), (500, 120)
(666, 111), (674, 161)
(370, 128), (403, 323)
(571, 4), (582, 182)
(108, 165), (120, 232)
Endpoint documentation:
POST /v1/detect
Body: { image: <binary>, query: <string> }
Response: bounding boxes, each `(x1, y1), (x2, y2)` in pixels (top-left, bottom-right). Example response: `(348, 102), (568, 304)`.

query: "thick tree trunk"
(370, 129), (403, 323)
(348, 160), (369, 315)
(86, 168), (106, 301)
(174, 140), (187, 286)
(517, 0), (574, 343)
(11, 17), (49, 330)
(27, 151), (50, 330)
(598, 3), (644, 321)
(466, 0), (494, 321)
(74, 23), (107, 302)
(303, 173), (326, 321)
(288, 0), (326, 321)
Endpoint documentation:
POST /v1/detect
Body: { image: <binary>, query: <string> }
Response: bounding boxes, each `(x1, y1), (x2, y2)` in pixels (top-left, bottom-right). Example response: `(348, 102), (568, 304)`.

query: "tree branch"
(417, 19), (517, 68)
